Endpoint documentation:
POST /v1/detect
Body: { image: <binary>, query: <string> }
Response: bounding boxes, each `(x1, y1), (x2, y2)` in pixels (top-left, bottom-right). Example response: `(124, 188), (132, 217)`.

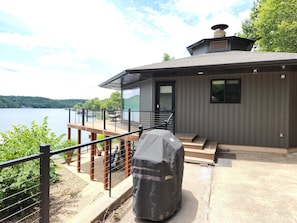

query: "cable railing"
(68, 108), (175, 134)
(0, 112), (174, 223)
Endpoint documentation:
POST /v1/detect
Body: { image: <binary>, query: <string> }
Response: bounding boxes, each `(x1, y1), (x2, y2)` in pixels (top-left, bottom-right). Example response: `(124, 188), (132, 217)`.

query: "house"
(99, 24), (297, 153)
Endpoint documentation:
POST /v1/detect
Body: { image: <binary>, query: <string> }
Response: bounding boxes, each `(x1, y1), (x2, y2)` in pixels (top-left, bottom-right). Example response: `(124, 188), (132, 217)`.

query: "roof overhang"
(99, 51), (297, 90)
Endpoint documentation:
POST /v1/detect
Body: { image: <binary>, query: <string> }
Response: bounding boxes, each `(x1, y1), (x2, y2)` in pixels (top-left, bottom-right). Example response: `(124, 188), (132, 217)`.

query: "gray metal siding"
(175, 72), (290, 147)
(140, 79), (153, 111)
(289, 71), (297, 147)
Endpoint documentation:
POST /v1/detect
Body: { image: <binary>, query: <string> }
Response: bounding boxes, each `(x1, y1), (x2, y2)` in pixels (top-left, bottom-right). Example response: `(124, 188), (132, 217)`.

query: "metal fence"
(69, 108), (175, 134)
(0, 112), (174, 223)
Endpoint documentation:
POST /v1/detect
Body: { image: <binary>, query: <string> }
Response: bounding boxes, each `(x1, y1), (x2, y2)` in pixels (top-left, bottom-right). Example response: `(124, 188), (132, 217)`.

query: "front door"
(155, 81), (175, 128)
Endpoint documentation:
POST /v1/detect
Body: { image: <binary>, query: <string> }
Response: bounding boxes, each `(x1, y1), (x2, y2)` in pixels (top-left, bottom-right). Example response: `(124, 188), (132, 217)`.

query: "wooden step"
(184, 148), (216, 160)
(175, 133), (197, 143)
(184, 141), (218, 164)
(204, 141), (218, 150)
(184, 156), (215, 166)
(182, 137), (207, 150)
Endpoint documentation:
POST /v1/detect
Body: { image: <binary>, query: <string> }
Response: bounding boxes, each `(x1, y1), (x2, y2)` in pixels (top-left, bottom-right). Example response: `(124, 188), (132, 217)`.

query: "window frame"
(210, 79), (241, 103)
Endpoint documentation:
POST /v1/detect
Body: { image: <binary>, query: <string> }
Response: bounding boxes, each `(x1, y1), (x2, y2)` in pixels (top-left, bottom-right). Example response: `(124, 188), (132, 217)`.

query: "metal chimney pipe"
(211, 24), (228, 38)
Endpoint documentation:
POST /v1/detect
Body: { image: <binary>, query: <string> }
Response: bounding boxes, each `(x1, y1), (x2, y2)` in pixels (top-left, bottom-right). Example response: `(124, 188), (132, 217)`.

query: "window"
(122, 87), (140, 121)
(211, 79), (241, 103)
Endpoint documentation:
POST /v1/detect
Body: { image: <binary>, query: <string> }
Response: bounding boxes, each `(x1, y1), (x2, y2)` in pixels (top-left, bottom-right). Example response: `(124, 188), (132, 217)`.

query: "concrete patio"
(63, 149), (297, 223)
(117, 150), (297, 223)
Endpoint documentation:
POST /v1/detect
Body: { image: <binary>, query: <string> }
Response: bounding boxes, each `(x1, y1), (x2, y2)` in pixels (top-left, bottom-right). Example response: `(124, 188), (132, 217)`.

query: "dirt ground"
(49, 160), (89, 222)
(49, 158), (130, 223)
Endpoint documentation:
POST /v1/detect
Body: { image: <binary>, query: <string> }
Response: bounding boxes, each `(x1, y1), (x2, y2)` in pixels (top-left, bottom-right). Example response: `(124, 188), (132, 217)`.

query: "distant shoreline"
(0, 95), (86, 108)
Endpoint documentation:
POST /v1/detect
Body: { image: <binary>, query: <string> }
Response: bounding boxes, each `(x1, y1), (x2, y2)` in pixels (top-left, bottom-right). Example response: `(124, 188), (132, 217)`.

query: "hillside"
(0, 95), (87, 108)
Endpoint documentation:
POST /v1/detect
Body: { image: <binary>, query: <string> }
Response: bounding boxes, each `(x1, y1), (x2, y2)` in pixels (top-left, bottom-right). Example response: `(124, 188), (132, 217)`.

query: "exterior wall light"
(280, 74), (286, 79)
(253, 69), (257, 74)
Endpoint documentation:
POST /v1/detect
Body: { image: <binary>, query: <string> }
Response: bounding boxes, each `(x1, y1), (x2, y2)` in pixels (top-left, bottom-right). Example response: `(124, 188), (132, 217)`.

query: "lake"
(0, 108), (90, 143)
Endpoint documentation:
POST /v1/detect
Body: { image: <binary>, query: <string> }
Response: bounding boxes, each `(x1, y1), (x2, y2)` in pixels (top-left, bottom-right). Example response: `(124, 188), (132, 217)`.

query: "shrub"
(0, 117), (66, 219)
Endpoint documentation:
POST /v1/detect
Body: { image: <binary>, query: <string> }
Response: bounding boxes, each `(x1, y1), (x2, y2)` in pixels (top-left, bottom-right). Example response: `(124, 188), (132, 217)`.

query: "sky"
(0, 0), (254, 100)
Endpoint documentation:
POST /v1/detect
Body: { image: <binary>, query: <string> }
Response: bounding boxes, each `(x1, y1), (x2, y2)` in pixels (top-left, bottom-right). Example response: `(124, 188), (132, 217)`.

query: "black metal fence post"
(68, 108), (71, 123)
(128, 109), (131, 132)
(40, 144), (50, 223)
(138, 125), (143, 138)
(103, 109), (106, 130)
(82, 109), (85, 126)
(164, 120), (168, 130)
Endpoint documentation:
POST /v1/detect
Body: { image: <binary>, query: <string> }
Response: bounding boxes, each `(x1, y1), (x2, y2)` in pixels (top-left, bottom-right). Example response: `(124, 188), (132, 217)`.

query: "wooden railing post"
(90, 133), (96, 180)
(125, 140), (131, 177)
(109, 139), (112, 197)
(103, 139), (110, 190)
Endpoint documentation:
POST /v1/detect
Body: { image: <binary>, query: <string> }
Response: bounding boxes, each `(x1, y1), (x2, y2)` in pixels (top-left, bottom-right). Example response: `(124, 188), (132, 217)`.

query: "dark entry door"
(155, 81), (175, 128)
(156, 81), (175, 112)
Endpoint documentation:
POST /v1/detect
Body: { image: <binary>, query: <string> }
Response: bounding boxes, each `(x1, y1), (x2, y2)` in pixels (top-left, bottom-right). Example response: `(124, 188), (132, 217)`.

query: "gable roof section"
(99, 51), (297, 90)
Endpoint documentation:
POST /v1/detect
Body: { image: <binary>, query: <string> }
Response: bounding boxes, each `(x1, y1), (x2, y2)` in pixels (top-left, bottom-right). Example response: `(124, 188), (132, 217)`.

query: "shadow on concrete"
(216, 150), (297, 165)
(132, 189), (198, 223)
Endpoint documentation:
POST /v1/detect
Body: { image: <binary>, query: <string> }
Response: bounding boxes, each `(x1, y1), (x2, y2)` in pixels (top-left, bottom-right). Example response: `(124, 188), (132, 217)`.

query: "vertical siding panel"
(174, 71), (289, 148)
(289, 71), (297, 147)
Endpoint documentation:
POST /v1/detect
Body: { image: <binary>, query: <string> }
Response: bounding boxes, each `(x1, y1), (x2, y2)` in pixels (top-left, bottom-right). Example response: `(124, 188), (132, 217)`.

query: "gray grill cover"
(132, 129), (184, 221)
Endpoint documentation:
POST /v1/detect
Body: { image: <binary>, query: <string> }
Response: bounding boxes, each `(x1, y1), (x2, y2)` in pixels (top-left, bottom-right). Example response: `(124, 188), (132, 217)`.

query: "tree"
(240, 0), (297, 52)
(79, 91), (121, 110)
(163, 53), (175, 61)
(240, 1), (260, 41)
(83, 97), (101, 110)
(0, 117), (66, 218)
(108, 91), (121, 109)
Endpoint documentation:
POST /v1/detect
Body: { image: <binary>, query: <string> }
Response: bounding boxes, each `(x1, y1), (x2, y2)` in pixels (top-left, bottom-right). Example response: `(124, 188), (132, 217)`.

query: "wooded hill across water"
(0, 95), (87, 108)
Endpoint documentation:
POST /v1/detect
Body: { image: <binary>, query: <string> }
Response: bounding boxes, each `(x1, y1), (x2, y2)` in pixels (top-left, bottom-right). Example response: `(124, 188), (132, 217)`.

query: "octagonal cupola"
(187, 24), (255, 56)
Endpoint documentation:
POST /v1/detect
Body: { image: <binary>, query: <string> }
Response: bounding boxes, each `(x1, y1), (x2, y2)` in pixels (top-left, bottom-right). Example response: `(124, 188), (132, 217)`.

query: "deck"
(67, 120), (140, 141)
(67, 121), (218, 165)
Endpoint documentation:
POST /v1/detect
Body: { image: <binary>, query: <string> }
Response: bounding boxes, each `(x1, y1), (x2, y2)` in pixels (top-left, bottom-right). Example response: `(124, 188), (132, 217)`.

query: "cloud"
(0, 0), (254, 99)
(0, 61), (113, 99)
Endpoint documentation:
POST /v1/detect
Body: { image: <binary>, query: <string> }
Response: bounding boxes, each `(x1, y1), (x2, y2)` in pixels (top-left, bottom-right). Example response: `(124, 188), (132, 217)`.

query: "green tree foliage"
(83, 97), (101, 110)
(163, 53), (175, 61)
(240, 0), (297, 52)
(240, 1), (260, 41)
(107, 92), (121, 109)
(0, 95), (86, 108)
(0, 117), (67, 218)
(80, 91), (121, 110)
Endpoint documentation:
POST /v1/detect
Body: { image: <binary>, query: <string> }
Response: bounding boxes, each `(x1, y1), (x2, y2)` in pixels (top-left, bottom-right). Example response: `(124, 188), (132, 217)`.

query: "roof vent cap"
(211, 24), (228, 38)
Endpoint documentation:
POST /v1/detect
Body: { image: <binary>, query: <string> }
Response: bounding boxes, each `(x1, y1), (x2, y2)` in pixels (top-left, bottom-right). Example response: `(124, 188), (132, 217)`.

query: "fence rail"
(0, 111), (174, 223)
(69, 108), (175, 134)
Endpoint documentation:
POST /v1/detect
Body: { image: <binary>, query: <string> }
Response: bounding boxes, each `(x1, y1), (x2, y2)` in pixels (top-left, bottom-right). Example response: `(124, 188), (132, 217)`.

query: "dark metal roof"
(99, 51), (297, 90)
(186, 36), (255, 55)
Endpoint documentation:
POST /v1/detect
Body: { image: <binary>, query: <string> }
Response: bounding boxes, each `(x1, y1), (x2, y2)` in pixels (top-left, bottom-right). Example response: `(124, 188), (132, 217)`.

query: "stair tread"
(184, 156), (215, 165)
(184, 147), (216, 154)
(183, 137), (207, 146)
(176, 133), (197, 142)
(204, 141), (218, 150)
